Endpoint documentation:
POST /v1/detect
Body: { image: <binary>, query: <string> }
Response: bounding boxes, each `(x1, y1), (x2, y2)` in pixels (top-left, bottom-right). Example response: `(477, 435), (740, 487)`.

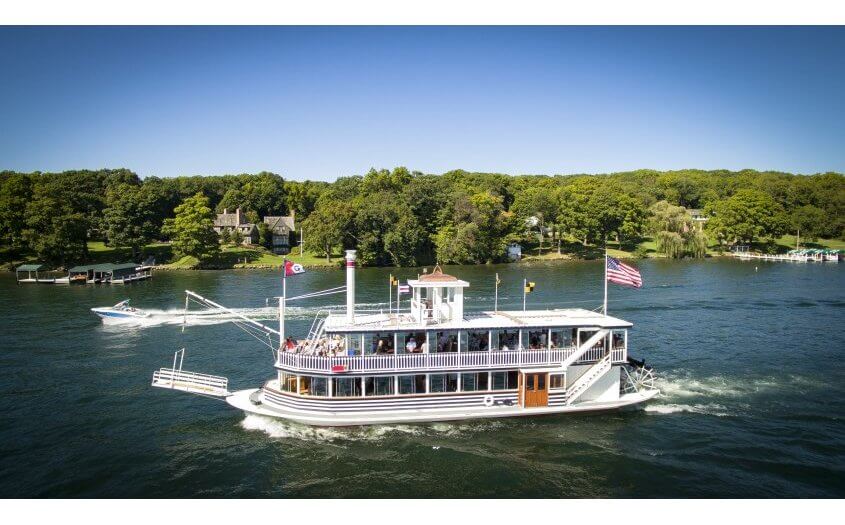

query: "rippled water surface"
(1, 259), (843, 497)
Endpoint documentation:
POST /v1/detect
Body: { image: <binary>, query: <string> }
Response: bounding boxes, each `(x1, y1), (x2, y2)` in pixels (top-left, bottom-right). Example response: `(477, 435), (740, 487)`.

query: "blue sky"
(1, 26), (843, 180)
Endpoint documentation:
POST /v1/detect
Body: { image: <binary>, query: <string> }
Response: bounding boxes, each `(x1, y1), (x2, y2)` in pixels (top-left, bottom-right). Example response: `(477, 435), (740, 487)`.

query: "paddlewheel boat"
(152, 251), (659, 426)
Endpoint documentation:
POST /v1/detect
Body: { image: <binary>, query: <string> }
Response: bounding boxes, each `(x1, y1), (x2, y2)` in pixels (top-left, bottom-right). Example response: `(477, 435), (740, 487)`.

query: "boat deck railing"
(277, 344), (627, 373)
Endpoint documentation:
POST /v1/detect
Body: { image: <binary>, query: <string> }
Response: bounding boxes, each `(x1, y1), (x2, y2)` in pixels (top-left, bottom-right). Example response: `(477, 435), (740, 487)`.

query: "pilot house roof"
(407, 266), (469, 288)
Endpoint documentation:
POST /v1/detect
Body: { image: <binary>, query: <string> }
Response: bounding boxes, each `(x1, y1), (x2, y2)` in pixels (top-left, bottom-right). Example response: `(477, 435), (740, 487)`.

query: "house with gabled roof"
(263, 210), (296, 254)
(213, 207), (258, 245)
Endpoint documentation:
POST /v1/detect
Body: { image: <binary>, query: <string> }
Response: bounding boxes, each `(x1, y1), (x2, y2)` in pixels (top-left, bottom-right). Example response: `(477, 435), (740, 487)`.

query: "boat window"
(464, 331), (489, 352)
(611, 330), (626, 350)
(435, 331), (458, 353)
(549, 374), (565, 389)
(550, 329), (573, 349)
(280, 372), (297, 392)
(367, 332), (395, 355)
(299, 376), (311, 395)
(365, 376), (395, 396)
(346, 334), (364, 356)
(307, 376), (328, 397)
(537, 374), (546, 390)
(398, 375), (426, 394)
(491, 370), (519, 390)
(494, 330), (518, 351)
(460, 372), (489, 391)
(332, 377), (362, 397)
(526, 330), (547, 350)
(400, 331), (426, 354)
(429, 373), (458, 393)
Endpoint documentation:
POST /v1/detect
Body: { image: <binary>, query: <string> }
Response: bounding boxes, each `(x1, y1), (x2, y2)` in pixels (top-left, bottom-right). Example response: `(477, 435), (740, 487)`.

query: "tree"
(435, 191), (516, 264)
(103, 183), (158, 259)
(257, 221), (273, 250)
(790, 205), (826, 242)
(648, 201), (709, 258)
(706, 189), (788, 245)
(22, 176), (89, 266)
(0, 172), (33, 251)
(162, 193), (220, 261)
(219, 228), (232, 245)
(302, 199), (354, 262)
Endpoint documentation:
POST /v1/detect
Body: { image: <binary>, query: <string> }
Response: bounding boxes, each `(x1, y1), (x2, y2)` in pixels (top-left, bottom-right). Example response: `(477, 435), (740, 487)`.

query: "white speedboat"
(91, 299), (150, 323)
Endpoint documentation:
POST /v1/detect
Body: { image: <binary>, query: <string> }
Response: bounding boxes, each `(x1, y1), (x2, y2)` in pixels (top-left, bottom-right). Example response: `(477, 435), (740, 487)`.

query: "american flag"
(606, 256), (642, 288)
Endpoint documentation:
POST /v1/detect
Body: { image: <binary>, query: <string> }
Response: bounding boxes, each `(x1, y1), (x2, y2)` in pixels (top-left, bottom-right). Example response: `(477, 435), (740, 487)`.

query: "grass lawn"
(161, 244), (343, 269)
(771, 234), (845, 251)
(86, 241), (173, 264)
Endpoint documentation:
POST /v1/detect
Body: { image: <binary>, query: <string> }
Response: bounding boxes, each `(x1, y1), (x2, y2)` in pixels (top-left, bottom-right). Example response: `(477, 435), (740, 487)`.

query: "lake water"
(1, 259), (844, 497)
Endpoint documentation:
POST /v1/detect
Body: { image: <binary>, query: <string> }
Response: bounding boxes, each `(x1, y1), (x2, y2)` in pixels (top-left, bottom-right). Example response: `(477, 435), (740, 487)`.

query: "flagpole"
(280, 257), (287, 348)
(388, 274), (392, 315)
(603, 247), (608, 315)
(523, 278), (527, 312)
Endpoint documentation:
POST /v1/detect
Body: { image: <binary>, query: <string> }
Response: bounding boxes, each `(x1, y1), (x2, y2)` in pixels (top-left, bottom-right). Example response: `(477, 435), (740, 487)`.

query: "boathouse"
(16, 264), (46, 283)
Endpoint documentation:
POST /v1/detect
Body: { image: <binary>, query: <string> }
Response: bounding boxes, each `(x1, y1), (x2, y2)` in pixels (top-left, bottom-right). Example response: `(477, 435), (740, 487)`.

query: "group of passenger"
(283, 335), (349, 357)
(282, 328), (591, 357)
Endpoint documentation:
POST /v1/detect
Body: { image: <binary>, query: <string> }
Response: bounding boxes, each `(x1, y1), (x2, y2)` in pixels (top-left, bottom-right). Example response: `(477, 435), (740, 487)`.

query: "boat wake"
(644, 403), (730, 417)
(239, 414), (505, 442)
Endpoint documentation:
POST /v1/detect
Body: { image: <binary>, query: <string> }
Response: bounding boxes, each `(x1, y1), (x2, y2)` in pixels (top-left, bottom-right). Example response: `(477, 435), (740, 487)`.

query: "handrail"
(275, 345), (625, 373)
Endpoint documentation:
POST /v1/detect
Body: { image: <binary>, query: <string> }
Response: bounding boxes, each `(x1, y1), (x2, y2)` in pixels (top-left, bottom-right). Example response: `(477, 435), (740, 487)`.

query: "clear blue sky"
(1, 26), (843, 181)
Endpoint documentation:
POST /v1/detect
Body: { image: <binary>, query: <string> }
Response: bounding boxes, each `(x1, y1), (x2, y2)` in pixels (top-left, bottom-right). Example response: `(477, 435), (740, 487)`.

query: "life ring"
(483, 395), (495, 407)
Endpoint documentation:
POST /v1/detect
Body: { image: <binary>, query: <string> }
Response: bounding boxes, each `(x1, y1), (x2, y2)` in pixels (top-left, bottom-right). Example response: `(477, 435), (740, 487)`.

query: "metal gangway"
(151, 348), (230, 398)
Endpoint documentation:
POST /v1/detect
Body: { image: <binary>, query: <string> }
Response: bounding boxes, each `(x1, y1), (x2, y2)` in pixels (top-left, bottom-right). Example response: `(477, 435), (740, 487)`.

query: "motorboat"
(91, 299), (150, 323)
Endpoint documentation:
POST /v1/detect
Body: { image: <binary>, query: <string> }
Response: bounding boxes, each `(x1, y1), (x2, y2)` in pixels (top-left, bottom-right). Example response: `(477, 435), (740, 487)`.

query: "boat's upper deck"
(323, 308), (632, 333)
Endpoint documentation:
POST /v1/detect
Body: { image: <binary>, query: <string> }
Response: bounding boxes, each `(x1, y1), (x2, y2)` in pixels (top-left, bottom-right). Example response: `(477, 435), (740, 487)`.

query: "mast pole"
(603, 247), (608, 315)
(280, 257), (287, 349)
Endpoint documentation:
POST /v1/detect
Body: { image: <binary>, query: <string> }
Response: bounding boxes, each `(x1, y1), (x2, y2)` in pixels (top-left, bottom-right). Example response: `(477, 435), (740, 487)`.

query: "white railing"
(276, 344), (626, 373)
(566, 354), (612, 405)
(152, 368), (229, 397)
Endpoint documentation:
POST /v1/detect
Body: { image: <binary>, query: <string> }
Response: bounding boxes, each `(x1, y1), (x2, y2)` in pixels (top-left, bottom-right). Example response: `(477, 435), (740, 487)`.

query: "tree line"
(0, 167), (842, 267)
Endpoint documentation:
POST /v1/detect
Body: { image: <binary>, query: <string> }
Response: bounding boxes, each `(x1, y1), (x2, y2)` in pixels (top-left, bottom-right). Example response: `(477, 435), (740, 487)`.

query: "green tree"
(162, 193), (220, 261)
(706, 189), (788, 245)
(103, 183), (158, 259)
(302, 199), (354, 262)
(257, 221), (273, 250)
(0, 172), (33, 251)
(435, 191), (516, 264)
(789, 204), (826, 242)
(219, 228), (232, 245)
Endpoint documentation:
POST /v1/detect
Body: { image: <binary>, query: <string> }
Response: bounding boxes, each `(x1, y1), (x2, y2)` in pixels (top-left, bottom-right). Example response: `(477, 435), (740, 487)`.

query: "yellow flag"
(524, 281), (535, 293)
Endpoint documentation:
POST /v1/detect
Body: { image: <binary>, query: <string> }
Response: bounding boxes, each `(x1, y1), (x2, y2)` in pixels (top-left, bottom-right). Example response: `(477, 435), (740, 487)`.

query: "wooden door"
(522, 372), (549, 408)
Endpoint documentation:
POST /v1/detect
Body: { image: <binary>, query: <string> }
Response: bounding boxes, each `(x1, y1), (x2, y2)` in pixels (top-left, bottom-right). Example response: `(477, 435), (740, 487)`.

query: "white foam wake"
(644, 403), (730, 417)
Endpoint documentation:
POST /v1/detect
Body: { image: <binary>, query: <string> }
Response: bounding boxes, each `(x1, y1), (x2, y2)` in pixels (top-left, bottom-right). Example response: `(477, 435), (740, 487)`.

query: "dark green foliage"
(1, 167), (842, 267)
(162, 193), (220, 261)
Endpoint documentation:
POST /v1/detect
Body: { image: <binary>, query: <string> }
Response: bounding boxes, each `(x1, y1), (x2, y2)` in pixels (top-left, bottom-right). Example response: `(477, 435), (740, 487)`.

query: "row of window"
(278, 371), (568, 397)
(333, 329), (627, 356)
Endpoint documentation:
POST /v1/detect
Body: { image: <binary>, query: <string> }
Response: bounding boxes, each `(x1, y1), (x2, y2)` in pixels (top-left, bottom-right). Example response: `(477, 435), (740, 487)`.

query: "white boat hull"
(91, 308), (150, 323)
(226, 387), (660, 427)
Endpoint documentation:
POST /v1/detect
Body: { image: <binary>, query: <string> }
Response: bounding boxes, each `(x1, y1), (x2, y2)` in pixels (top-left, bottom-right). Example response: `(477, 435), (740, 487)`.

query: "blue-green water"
(1, 259), (843, 497)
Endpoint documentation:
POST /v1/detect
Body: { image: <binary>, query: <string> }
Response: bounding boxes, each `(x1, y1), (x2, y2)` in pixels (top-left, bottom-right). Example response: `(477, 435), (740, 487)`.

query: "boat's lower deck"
(226, 386), (659, 426)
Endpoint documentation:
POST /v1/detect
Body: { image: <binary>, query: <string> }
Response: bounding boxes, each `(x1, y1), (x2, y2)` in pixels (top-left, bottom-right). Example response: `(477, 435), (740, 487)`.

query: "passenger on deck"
(376, 339), (388, 354)
(406, 337), (417, 353)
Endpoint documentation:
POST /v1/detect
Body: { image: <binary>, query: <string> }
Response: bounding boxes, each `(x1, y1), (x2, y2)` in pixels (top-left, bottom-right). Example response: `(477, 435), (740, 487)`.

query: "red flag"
(284, 259), (305, 277)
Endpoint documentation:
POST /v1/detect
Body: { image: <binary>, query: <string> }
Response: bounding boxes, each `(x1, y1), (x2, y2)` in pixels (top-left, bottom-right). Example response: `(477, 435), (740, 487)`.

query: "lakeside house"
(687, 209), (709, 230)
(262, 211), (296, 254)
(213, 207), (296, 252)
(213, 208), (258, 245)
